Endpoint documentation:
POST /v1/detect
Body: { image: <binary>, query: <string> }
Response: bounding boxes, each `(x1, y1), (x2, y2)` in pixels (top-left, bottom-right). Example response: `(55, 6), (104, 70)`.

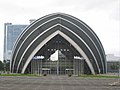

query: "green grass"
(0, 74), (120, 78)
(0, 74), (38, 76)
(79, 74), (120, 78)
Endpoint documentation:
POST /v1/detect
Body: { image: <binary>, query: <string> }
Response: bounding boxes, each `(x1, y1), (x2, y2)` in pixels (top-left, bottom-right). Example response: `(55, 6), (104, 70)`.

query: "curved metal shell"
(11, 13), (106, 74)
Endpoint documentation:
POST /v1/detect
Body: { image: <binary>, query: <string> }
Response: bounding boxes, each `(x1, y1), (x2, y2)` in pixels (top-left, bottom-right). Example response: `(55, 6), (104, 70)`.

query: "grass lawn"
(0, 73), (120, 78)
(0, 74), (38, 76)
(79, 74), (120, 78)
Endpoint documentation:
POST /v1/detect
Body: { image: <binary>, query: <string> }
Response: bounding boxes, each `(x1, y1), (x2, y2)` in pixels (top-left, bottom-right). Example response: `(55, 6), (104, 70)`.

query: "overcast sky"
(0, 0), (119, 61)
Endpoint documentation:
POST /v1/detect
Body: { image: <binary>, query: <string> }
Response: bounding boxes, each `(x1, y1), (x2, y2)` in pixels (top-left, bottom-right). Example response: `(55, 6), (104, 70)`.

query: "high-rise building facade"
(4, 23), (28, 61)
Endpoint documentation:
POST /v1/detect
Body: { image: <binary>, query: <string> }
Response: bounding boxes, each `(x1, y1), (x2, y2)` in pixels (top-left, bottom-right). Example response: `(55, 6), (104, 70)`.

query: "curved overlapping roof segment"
(11, 13), (106, 74)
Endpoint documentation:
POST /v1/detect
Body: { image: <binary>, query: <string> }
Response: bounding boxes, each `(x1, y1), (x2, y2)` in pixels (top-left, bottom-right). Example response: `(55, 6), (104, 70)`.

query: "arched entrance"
(26, 35), (87, 75)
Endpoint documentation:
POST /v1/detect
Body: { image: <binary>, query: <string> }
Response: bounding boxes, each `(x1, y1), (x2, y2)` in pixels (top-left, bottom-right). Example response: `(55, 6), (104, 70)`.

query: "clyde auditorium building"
(10, 13), (106, 75)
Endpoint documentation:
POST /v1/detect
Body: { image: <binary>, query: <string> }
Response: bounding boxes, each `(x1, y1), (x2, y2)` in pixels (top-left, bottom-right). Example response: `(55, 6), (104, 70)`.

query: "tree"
(3, 60), (10, 72)
(110, 63), (119, 70)
(0, 60), (4, 71)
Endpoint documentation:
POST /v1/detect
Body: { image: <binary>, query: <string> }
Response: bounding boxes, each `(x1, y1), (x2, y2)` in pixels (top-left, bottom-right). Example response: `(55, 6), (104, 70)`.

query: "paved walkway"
(0, 75), (120, 90)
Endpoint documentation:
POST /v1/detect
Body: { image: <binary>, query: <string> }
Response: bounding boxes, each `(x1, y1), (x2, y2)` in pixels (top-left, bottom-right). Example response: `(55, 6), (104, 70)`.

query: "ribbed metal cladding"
(11, 13), (106, 74)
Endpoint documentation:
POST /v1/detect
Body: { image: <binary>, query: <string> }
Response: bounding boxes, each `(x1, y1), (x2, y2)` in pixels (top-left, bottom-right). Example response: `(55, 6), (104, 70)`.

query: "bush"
(68, 74), (72, 77)
(43, 73), (47, 76)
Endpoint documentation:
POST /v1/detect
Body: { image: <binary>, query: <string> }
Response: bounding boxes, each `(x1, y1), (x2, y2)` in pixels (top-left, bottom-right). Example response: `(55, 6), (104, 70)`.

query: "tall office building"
(4, 23), (28, 61)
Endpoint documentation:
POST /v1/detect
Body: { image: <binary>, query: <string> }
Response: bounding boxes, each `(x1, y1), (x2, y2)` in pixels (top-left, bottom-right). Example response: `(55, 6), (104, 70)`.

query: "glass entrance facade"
(30, 54), (74, 75)
(30, 53), (84, 75)
(26, 35), (85, 75)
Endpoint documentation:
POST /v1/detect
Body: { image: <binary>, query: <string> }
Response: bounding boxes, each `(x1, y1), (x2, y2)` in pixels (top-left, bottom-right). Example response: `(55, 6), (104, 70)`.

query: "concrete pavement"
(0, 75), (120, 90)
